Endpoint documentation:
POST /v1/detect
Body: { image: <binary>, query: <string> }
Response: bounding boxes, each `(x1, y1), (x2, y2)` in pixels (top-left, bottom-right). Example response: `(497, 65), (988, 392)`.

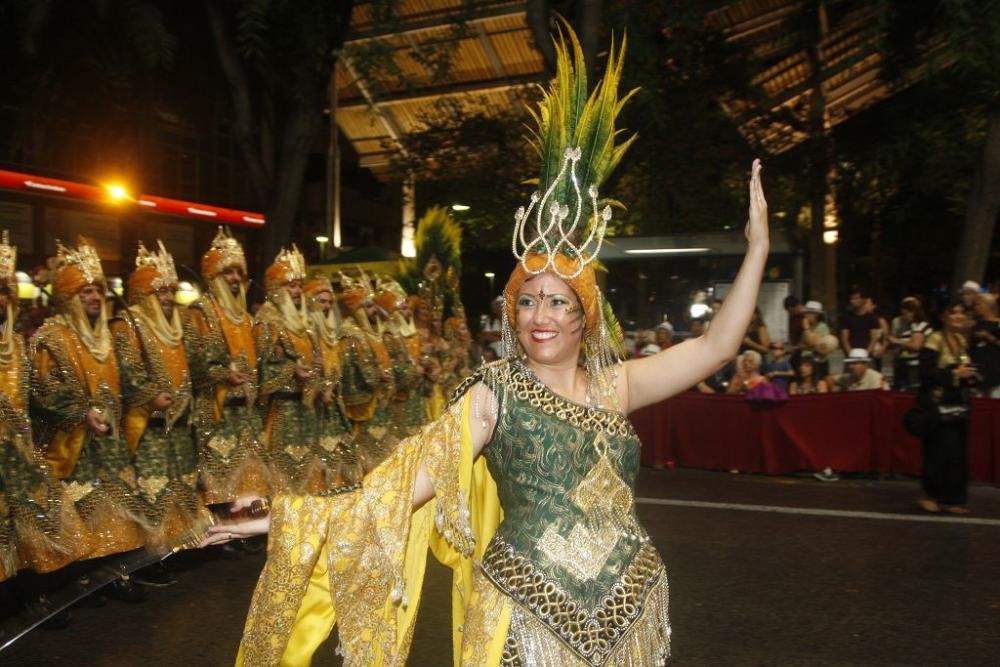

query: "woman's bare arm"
(620, 160), (770, 413)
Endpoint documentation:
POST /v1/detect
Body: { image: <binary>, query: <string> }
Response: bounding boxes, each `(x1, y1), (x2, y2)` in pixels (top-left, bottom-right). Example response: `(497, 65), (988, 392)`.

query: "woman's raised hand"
(745, 159), (768, 246)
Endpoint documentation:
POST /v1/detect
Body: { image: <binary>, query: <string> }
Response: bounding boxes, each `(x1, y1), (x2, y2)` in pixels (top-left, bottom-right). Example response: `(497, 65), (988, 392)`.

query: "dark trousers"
(921, 420), (969, 505)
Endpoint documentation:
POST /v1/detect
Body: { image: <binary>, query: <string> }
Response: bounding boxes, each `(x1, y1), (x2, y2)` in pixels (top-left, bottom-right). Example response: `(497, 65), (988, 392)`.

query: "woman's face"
(799, 361), (814, 379)
(742, 355), (760, 373)
(946, 305), (967, 330)
(515, 272), (584, 366)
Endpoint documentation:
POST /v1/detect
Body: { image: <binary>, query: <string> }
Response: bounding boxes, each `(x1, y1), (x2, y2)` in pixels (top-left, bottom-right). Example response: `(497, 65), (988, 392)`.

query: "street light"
(484, 271), (495, 296)
(451, 203), (470, 212)
(316, 235), (329, 261)
(106, 183), (133, 203)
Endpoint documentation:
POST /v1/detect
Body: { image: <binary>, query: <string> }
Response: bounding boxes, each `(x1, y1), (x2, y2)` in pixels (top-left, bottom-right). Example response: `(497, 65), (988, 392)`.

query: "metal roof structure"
(334, 1), (546, 178)
(705, 0), (952, 153)
(333, 0), (951, 176)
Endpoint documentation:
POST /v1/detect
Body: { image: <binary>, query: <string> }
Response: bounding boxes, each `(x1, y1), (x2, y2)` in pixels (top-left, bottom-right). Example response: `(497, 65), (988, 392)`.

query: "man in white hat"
(800, 300), (835, 378)
(960, 281), (983, 330)
(833, 348), (888, 391)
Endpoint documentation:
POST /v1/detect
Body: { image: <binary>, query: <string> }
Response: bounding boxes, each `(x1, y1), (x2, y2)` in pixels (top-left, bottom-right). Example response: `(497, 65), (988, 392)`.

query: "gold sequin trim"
(482, 536), (669, 665)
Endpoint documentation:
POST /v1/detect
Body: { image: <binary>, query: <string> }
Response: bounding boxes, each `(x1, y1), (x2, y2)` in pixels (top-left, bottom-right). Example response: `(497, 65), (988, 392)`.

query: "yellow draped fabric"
(237, 392), (506, 666)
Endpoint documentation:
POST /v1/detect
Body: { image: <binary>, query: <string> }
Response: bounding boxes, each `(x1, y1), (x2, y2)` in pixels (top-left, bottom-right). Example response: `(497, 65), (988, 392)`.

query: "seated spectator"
(801, 300), (833, 377)
(970, 293), (1000, 397)
(789, 355), (829, 394)
(654, 321), (674, 349)
(640, 343), (661, 357)
(833, 348), (888, 391)
(889, 296), (931, 391)
(784, 295), (805, 349)
(632, 329), (654, 359)
(689, 317), (707, 338)
(740, 308), (771, 355)
(727, 350), (769, 394)
(764, 342), (794, 391)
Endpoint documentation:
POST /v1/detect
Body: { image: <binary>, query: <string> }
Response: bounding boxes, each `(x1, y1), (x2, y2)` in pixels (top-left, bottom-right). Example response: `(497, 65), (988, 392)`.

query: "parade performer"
(400, 207), (464, 419)
(184, 227), (269, 505)
(0, 231), (91, 580)
(31, 238), (150, 559)
(336, 269), (396, 468)
(111, 240), (202, 546)
(442, 309), (475, 397)
(303, 274), (362, 492)
(376, 275), (427, 435)
(254, 246), (326, 494)
(210, 26), (769, 667)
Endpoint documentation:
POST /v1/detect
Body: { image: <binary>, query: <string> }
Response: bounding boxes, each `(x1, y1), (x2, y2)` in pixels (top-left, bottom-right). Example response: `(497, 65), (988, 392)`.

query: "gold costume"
(31, 239), (149, 558)
(237, 27), (669, 667)
(184, 227), (270, 504)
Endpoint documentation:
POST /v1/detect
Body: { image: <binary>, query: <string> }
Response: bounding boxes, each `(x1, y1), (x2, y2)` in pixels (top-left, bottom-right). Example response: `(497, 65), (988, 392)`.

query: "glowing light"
(484, 272), (495, 279)
(451, 203), (470, 212)
(316, 235), (329, 243)
(25, 180), (66, 193)
(106, 184), (131, 201)
(823, 230), (839, 245)
(175, 281), (200, 305)
(187, 207), (217, 217)
(624, 248), (711, 255)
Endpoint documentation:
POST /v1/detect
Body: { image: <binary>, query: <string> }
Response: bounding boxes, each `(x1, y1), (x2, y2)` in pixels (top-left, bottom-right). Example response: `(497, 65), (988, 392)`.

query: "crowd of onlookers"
(619, 281), (1000, 402)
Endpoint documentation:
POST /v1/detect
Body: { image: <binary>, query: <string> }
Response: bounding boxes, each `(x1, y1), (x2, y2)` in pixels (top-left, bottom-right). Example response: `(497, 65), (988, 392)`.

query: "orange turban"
(339, 289), (367, 313)
(52, 240), (106, 305)
(503, 252), (599, 335)
(264, 246), (306, 293)
(201, 228), (247, 280)
(374, 290), (398, 314)
(304, 275), (333, 297)
(127, 265), (162, 305)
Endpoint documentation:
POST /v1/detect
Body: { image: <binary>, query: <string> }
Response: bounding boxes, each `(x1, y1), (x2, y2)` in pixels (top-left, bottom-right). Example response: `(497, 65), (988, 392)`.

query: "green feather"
(527, 20), (638, 243)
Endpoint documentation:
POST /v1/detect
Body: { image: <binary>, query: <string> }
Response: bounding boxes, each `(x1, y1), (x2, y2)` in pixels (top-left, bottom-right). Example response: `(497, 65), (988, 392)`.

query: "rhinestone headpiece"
(512, 146), (612, 280)
(135, 240), (179, 290)
(339, 266), (375, 300)
(56, 237), (105, 286)
(208, 226), (246, 271)
(277, 245), (306, 281)
(0, 230), (16, 291)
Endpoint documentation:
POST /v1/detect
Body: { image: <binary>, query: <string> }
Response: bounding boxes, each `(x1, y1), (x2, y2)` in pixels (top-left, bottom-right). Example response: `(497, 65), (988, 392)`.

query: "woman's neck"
(525, 358), (583, 399)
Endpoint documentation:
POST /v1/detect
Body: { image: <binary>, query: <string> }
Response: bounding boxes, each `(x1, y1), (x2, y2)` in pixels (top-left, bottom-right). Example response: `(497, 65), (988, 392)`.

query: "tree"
(880, 0), (1000, 288)
(204, 0), (353, 270)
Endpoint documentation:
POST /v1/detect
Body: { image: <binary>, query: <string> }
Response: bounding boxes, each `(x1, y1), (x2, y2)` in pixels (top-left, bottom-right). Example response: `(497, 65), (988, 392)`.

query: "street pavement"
(2, 468), (998, 666)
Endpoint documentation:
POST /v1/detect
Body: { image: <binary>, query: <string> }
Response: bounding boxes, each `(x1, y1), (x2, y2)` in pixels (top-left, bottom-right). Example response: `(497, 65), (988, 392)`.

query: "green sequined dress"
(468, 360), (671, 666)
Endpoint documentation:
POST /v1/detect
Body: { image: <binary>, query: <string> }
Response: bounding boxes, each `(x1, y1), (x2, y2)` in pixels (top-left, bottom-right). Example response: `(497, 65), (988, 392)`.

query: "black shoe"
(104, 577), (147, 603)
(131, 563), (177, 588)
(40, 608), (72, 630)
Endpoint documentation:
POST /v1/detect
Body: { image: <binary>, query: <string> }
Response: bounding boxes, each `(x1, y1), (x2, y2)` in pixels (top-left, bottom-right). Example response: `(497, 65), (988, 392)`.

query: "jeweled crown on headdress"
(201, 226), (247, 278)
(512, 24), (636, 281)
(55, 237), (105, 285)
(135, 240), (179, 290)
(0, 230), (16, 291)
(339, 266), (375, 300)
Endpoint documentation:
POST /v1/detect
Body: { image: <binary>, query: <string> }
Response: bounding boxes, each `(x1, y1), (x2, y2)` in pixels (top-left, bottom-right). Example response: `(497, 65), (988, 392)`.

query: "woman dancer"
(206, 27), (769, 667)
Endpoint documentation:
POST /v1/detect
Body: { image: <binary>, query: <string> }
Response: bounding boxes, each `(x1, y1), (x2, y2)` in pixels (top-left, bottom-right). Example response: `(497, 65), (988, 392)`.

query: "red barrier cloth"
(632, 391), (997, 483)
